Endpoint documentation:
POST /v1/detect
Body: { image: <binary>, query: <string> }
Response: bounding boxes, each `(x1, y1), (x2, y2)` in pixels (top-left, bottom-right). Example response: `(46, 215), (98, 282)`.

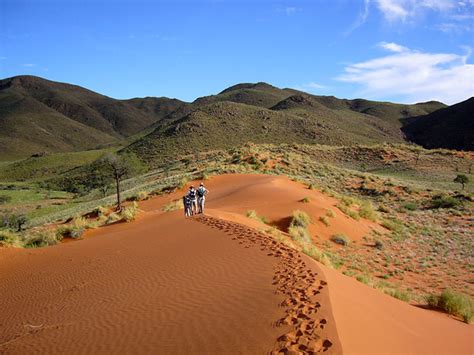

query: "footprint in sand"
(193, 215), (333, 354)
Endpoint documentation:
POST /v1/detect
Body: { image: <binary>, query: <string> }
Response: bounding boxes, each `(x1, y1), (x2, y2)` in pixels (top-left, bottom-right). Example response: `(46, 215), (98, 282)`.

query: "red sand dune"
(1, 174), (472, 354)
(181, 174), (386, 243)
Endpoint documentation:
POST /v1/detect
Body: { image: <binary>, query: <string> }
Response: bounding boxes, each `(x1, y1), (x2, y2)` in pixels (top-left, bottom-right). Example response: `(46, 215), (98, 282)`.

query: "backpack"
(189, 190), (196, 199)
(197, 187), (205, 197)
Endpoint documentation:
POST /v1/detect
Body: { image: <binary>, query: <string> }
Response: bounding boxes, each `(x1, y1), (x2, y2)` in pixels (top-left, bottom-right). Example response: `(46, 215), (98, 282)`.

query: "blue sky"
(1, 0), (473, 104)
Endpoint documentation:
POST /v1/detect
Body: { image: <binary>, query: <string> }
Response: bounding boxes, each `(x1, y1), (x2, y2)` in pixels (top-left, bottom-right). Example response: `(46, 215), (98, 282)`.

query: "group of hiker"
(183, 182), (209, 217)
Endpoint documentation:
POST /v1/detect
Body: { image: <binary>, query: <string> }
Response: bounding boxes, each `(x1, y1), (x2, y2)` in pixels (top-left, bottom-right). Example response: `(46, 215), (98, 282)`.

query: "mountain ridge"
(0, 75), (469, 160)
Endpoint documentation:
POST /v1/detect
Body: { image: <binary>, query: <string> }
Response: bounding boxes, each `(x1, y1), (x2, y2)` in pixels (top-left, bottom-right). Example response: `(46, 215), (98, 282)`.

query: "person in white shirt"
(197, 182), (209, 214)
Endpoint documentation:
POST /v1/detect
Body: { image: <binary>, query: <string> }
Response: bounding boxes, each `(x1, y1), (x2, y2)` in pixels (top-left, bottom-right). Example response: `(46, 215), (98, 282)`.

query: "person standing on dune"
(197, 182), (209, 214)
(183, 195), (192, 217)
(187, 186), (198, 215)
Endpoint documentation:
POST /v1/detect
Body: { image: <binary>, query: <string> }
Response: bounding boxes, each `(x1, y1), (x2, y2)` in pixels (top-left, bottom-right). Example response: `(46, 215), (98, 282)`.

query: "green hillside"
(127, 84), (447, 165)
(0, 76), (184, 159)
(127, 99), (406, 166)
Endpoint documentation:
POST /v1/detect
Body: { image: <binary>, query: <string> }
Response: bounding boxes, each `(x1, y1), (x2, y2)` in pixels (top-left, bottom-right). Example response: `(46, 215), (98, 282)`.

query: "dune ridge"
(194, 214), (341, 353)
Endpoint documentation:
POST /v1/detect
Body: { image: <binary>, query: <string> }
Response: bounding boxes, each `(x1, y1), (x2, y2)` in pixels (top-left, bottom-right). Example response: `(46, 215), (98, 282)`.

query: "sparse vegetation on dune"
(290, 210), (311, 228)
(318, 216), (330, 226)
(56, 217), (91, 239)
(23, 229), (60, 248)
(120, 202), (139, 222)
(0, 230), (23, 247)
(162, 199), (183, 212)
(301, 243), (333, 267)
(331, 234), (350, 246)
(288, 225), (312, 244)
(246, 210), (268, 224)
(426, 289), (473, 323)
(358, 201), (378, 222)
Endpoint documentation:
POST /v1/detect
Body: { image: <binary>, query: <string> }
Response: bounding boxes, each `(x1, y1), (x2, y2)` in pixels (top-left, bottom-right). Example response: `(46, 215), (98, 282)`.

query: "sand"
(1, 173), (472, 354)
(321, 266), (473, 355)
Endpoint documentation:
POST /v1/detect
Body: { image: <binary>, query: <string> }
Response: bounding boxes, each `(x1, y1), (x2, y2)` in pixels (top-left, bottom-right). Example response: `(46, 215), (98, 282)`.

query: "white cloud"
(376, 0), (409, 21)
(337, 44), (474, 104)
(373, 0), (471, 22)
(345, 0), (371, 35)
(379, 41), (409, 52)
(22, 63), (35, 67)
(435, 22), (473, 33)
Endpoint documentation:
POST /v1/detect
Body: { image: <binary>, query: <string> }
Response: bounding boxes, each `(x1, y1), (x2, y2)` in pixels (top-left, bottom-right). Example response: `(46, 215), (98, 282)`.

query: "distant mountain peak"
(219, 82), (277, 95)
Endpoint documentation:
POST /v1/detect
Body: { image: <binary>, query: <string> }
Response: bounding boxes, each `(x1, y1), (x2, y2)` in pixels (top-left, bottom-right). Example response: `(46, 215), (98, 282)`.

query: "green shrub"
(246, 210), (268, 224)
(319, 216), (330, 227)
(402, 202), (418, 211)
(0, 230), (22, 247)
(324, 251), (344, 269)
(246, 209), (258, 219)
(356, 274), (371, 285)
(381, 218), (404, 233)
(55, 225), (72, 238)
(24, 229), (60, 248)
(340, 196), (355, 207)
(290, 210), (311, 228)
(337, 204), (360, 220)
(162, 199), (183, 212)
(288, 225), (311, 244)
(331, 234), (350, 246)
(426, 289), (473, 323)
(430, 195), (461, 209)
(301, 244), (332, 267)
(3, 214), (28, 232)
(359, 201), (378, 222)
(105, 212), (121, 225)
(326, 209), (335, 218)
(301, 197), (310, 203)
(120, 202), (139, 222)
(387, 289), (411, 302)
(453, 174), (469, 190)
(55, 217), (93, 239)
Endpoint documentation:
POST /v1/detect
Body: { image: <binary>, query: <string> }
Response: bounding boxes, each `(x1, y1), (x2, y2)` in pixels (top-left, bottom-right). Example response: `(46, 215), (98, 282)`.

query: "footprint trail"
(193, 214), (333, 354)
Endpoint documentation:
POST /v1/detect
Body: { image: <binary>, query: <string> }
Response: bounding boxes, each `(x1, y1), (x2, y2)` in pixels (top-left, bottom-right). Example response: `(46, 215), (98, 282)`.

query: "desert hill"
(0, 76), (184, 158)
(402, 97), (474, 151)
